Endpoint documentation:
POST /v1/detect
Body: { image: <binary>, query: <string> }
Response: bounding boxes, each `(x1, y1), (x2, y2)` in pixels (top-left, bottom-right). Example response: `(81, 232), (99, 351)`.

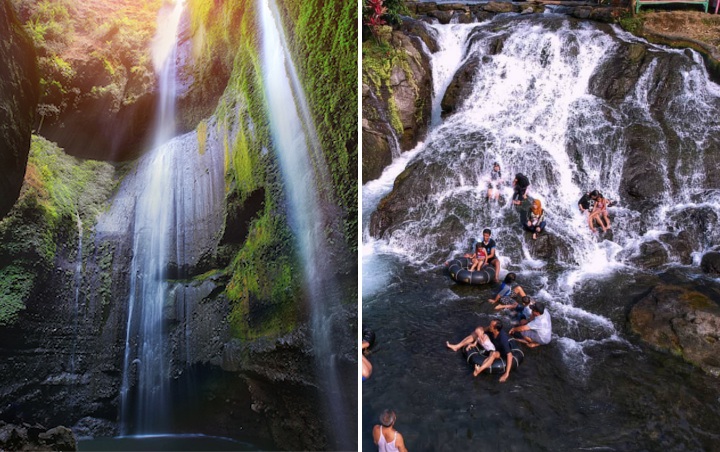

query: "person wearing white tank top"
(372, 409), (408, 452)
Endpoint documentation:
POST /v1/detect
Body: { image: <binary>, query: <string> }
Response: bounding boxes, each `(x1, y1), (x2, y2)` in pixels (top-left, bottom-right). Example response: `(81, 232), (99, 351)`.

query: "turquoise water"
(78, 434), (260, 451)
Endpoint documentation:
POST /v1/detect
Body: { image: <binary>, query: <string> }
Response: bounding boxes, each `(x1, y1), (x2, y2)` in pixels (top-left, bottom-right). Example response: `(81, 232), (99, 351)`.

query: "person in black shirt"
(578, 190), (599, 232)
(512, 173), (530, 205)
(479, 228), (500, 283)
(472, 319), (514, 382)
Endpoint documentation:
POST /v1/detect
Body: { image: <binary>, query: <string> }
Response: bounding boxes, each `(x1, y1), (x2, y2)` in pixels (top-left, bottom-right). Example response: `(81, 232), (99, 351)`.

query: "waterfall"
(364, 15), (720, 366)
(258, 0), (350, 447)
(69, 210), (83, 374)
(119, 0), (186, 435)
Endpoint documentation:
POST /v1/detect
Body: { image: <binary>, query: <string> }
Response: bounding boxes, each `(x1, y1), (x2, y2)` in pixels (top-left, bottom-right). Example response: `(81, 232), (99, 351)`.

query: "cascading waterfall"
(119, 0), (186, 435)
(69, 211), (83, 374)
(258, 0), (350, 447)
(364, 15), (720, 365)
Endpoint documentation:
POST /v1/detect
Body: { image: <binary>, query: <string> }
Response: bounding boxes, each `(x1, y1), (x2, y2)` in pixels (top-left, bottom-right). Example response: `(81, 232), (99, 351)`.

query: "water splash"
(363, 15), (720, 370)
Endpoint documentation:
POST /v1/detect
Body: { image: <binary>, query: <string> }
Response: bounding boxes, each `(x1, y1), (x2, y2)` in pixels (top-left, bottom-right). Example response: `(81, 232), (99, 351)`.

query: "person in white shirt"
(509, 302), (552, 348)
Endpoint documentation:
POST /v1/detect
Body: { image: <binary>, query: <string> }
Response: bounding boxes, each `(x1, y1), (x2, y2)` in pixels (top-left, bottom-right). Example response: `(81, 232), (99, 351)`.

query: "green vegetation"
(619, 12), (646, 33)
(12, 0), (162, 125)
(188, 0), (301, 340)
(276, 0), (358, 251)
(0, 136), (115, 325)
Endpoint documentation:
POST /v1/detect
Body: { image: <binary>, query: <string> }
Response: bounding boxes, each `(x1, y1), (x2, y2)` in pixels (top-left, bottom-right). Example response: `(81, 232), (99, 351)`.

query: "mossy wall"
(0, 136), (115, 325)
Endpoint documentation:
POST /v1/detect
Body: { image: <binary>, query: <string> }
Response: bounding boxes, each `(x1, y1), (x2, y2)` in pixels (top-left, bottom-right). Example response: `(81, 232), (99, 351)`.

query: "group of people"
(578, 189), (613, 233)
(487, 163), (614, 239)
(446, 271), (552, 382)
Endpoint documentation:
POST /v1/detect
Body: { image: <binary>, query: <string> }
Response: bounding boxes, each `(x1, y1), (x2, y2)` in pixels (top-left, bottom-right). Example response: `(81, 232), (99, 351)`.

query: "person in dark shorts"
(488, 272), (527, 305)
(487, 162), (503, 201)
(512, 173), (530, 205)
(479, 228), (501, 283)
(472, 319), (515, 382)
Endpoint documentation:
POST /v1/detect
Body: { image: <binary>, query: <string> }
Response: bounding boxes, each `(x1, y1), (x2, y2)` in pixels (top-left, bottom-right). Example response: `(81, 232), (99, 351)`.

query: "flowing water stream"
(259, 0), (353, 447)
(363, 14), (720, 450)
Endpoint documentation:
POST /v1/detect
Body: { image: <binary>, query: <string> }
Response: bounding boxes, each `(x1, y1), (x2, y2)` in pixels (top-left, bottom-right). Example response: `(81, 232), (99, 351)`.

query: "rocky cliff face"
(0, 0), (38, 219)
(362, 19), (434, 183)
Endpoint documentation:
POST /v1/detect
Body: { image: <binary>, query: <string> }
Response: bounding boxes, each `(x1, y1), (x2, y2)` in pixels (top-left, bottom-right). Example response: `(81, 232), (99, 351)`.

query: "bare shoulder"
(396, 431), (408, 452)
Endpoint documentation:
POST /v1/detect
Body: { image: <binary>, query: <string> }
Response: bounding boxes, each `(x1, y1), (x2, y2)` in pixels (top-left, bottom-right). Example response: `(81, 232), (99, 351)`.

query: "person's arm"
(372, 425), (380, 445)
(396, 432), (409, 452)
(486, 245), (495, 260)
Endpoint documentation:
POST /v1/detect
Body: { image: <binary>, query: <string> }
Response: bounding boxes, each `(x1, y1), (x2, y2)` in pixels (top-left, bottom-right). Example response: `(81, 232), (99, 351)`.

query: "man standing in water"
(480, 228), (501, 283)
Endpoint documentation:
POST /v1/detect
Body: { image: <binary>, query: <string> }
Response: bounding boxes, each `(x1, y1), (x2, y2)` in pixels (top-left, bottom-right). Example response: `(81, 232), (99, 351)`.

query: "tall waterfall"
(258, 0), (350, 447)
(364, 15), (720, 362)
(119, 0), (185, 434)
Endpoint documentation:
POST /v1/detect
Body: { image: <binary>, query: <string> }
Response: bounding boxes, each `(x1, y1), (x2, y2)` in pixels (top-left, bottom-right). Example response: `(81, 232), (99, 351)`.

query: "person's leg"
(603, 211), (611, 229)
(492, 258), (500, 282)
(473, 352), (498, 377)
(447, 334), (475, 352)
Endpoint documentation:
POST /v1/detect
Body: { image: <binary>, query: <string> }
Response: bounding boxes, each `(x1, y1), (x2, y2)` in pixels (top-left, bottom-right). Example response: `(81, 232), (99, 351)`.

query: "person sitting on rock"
(589, 190), (612, 233)
(523, 198), (547, 240)
(488, 272), (526, 305)
(487, 162), (502, 201)
(509, 302), (552, 348)
(446, 325), (496, 353)
(578, 190), (600, 232)
(464, 242), (487, 272)
(512, 173), (530, 205)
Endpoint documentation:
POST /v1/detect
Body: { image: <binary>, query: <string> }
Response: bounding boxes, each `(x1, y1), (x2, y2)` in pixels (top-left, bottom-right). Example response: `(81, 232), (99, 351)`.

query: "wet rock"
(362, 23), (433, 177)
(428, 10), (454, 25)
(701, 252), (720, 275)
(400, 19), (440, 53)
(442, 55), (481, 117)
(665, 206), (720, 254)
(482, 2), (515, 13)
(454, 11), (474, 24)
(629, 284), (720, 377)
(0, 422), (76, 451)
(71, 417), (116, 440)
(414, 2), (439, 14)
(619, 124), (666, 210)
(527, 232), (574, 264)
(437, 3), (470, 12)
(629, 240), (669, 269)
(0, 1), (39, 219)
(659, 230), (694, 265)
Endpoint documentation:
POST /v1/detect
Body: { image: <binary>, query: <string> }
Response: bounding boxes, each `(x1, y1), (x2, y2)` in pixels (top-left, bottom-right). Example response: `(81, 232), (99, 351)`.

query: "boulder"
(629, 284), (720, 377)
(0, 422), (76, 451)
(629, 240), (669, 269)
(482, 2), (516, 13)
(400, 19), (440, 53)
(527, 232), (574, 264)
(442, 55), (481, 117)
(701, 252), (720, 275)
(0, 0), (39, 219)
(427, 10), (454, 25)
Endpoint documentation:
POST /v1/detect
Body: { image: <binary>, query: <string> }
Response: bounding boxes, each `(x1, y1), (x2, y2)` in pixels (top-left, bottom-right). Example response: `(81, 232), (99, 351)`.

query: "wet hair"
(475, 243), (483, 251)
(532, 302), (545, 315)
(503, 272), (516, 284)
(521, 296), (532, 305)
(379, 409), (396, 427)
(590, 190), (599, 198)
(493, 162), (500, 168)
(490, 319), (503, 331)
(483, 228), (491, 235)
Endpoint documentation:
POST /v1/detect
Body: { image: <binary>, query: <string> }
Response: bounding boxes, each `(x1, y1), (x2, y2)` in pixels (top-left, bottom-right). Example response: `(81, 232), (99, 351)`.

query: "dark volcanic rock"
(629, 240), (669, 269)
(527, 232), (574, 264)
(442, 55), (481, 117)
(629, 284), (720, 377)
(362, 83), (396, 183)
(701, 252), (720, 275)
(0, 422), (76, 451)
(0, 0), (39, 219)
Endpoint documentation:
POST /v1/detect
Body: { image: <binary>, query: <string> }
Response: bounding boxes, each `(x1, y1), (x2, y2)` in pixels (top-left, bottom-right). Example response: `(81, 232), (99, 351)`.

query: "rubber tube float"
(447, 257), (495, 285)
